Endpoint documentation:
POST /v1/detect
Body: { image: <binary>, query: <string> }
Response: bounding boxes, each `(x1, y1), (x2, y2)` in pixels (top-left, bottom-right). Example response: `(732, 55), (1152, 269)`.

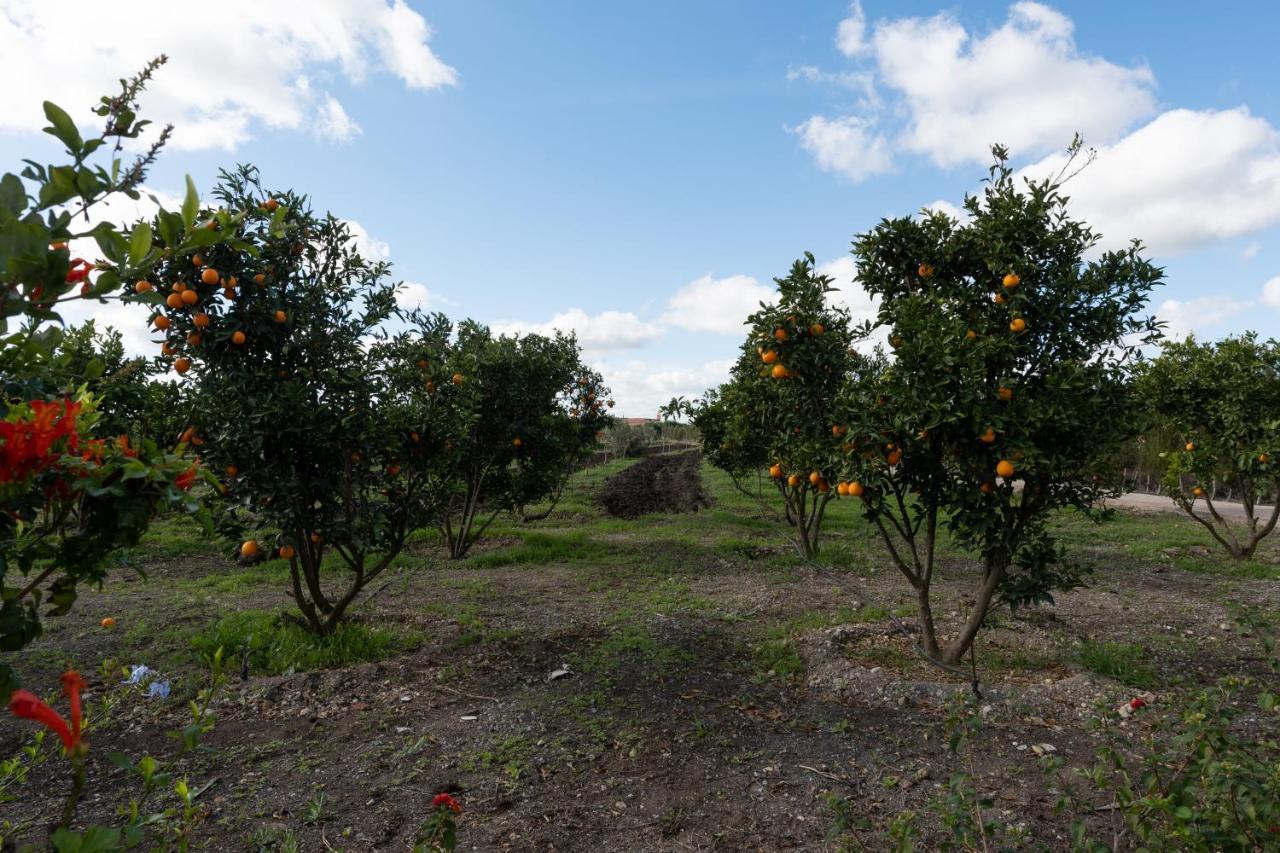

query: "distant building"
(621, 417), (657, 427)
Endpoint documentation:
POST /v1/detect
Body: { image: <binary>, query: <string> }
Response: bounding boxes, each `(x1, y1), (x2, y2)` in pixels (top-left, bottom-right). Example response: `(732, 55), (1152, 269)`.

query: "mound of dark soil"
(598, 451), (712, 519)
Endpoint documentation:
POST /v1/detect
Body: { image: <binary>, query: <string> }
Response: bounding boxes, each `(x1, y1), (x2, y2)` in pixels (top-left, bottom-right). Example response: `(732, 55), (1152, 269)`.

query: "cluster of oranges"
(769, 462), (866, 498)
(146, 200), (292, 375)
(758, 318), (827, 380)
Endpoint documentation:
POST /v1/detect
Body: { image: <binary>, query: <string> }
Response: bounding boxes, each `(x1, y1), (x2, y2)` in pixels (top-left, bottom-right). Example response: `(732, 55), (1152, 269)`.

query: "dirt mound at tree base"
(598, 451), (713, 518)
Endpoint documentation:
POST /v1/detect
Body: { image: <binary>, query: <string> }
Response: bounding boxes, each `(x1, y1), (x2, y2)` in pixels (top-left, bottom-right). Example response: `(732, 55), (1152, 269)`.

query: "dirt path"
(1110, 491), (1274, 519)
(597, 451), (712, 518)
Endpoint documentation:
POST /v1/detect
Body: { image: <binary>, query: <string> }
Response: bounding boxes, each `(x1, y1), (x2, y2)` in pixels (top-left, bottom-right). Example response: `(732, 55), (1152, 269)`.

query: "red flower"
(8, 670), (86, 755)
(432, 793), (462, 813)
(175, 464), (199, 491)
(0, 399), (82, 484)
(65, 258), (93, 285)
(1129, 697), (1147, 710)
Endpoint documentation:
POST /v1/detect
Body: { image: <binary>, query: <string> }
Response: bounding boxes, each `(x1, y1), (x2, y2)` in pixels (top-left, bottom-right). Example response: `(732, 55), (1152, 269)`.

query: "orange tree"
(836, 148), (1163, 665)
(689, 254), (869, 558)
(1, 62), (223, 695)
(147, 166), (452, 633)
(1138, 333), (1280, 560)
(433, 321), (612, 558)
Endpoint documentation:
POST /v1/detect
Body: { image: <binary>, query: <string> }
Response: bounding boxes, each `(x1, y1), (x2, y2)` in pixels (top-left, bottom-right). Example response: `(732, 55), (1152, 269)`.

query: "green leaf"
(181, 175), (198, 229)
(42, 101), (83, 154)
(0, 173), (25, 214)
(84, 356), (105, 380)
(128, 221), (152, 265)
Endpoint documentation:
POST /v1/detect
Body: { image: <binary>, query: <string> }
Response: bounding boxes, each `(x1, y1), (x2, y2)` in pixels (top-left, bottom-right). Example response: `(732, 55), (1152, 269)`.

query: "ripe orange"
(254, 273), (266, 285)
(181, 289), (198, 306)
(965, 329), (977, 341)
(179, 427), (196, 444)
(161, 342), (176, 356)
(174, 357), (192, 374)
(193, 312), (210, 328)
(997, 386), (1013, 402)
(426, 380), (436, 393)
(808, 471), (821, 486)
(153, 315), (171, 330)
(1185, 441), (1195, 452)
(769, 463), (783, 479)
(279, 545), (296, 560)
(1192, 486), (1204, 497)
(101, 617), (116, 629)
(817, 480), (831, 493)
(1002, 273), (1021, 289)
(993, 293), (1006, 305)
(310, 532), (323, 544)
(240, 540), (259, 558)
(452, 373), (464, 385)
(770, 364), (787, 379)
(166, 292), (183, 310)
(187, 332), (202, 346)
(918, 263), (935, 278)
(274, 310), (287, 323)
(761, 350), (778, 364)
(192, 254), (204, 267)
(226, 465), (239, 477)
(832, 424), (845, 437)
(1010, 318), (1026, 333)
(172, 282), (185, 293)
(264, 198), (280, 212)
(512, 437), (523, 447)
(232, 330), (246, 345)
(787, 473), (802, 488)
(410, 431), (421, 443)
(996, 459), (1015, 479)
(837, 482), (849, 496)
(810, 323), (825, 336)
(417, 358), (429, 369)
(227, 276), (238, 288)
(980, 481), (995, 494)
(201, 268), (219, 285)
(774, 328), (788, 342)
(135, 280), (153, 293)
(847, 481), (864, 497)
(1259, 454), (1270, 463)
(979, 427), (996, 444)
(886, 451), (902, 466)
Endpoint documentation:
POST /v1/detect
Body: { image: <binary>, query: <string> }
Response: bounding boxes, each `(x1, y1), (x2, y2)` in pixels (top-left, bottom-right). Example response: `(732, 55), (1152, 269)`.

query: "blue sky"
(3, 1), (1279, 415)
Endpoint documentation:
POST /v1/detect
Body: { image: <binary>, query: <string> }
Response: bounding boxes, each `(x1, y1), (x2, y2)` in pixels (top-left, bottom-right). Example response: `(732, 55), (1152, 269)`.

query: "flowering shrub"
(1, 61), (227, 697)
(415, 793), (462, 851)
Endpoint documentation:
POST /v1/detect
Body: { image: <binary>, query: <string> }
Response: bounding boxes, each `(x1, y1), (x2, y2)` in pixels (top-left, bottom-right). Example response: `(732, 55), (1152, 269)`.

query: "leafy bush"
(431, 322), (612, 557)
(686, 254), (872, 557)
(147, 165), (454, 633)
(0, 61), (223, 695)
(836, 145), (1162, 664)
(1139, 333), (1280, 559)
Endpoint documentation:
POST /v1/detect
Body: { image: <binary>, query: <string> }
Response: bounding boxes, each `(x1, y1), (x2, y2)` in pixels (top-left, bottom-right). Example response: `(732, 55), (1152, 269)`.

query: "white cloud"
(836, 1), (868, 57)
(663, 274), (776, 334)
(1262, 276), (1280, 308)
(0, 0), (456, 151)
(797, 2), (1155, 180)
(343, 219), (392, 262)
(395, 281), (453, 311)
(791, 115), (893, 182)
(1018, 108), (1280, 254)
(492, 309), (660, 352)
(315, 95), (362, 142)
(920, 199), (969, 222)
(872, 2), (1155, 168)
(599, 358), (735, 419)
(1243, 242), (1262, 262)
(1156, 295), (1252, 340)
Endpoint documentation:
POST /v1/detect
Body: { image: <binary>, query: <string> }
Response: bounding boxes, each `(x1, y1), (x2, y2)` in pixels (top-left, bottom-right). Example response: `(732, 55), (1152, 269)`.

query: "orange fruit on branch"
(787, 474), (801, 488)
(847, 481), (864, 497)
(761, 350), (778, 364)
(135, 280), (152, 293)
(193, 312), (210, 328)
(979, 427), (996, 444)
(1002, 273), (1021, 289)
(1185, 441), (1195, 452)
(770, 364), (787, 379)
(166, 293), (183, 309)
(1009, 318), (1026, 333)
(231, 330), (246, 345)
(809, 323), (825, 336)
(181, 289), (198, 306)
(769, 464), (783, 479)
(201, 268), (220, 285)
(274, 310), (287, 323)
(240, 540), (259, 558)
(100, 617), (116, 629)
(997, 386), (1013, 402)
(279, 545), (296, 560)
(451, 373), (464, 385)
(174, 357), (192, 374)
(995, 459), (1015, 479)
(192, 254), (204, 267)
(774, 328), (788, 342)
(153, 315), (171, 330)
(918, 263), (935, 278)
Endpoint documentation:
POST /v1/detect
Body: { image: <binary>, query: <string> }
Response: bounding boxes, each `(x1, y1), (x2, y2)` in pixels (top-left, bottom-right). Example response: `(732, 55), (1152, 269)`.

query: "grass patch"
(467, 531), (613, 568)
(191, 610), (417, 675)
(1077, 639), (1157, 689)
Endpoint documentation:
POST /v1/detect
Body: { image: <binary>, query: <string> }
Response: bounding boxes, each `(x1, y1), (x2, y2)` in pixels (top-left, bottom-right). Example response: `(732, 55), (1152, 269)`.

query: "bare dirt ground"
(3, 460), (1278, 850)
